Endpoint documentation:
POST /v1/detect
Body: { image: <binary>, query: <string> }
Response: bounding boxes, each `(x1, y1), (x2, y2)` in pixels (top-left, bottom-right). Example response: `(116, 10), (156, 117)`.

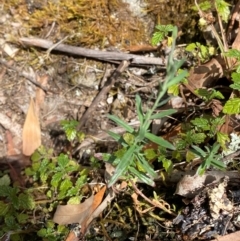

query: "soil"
(0, 0), (203, 158)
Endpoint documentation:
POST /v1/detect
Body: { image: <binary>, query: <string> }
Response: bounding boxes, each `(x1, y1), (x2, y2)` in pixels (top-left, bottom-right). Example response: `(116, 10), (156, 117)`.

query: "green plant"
(222, 49), (240, 114)
(106, 27), (188, 187)
(168, 69), (189, 96)
(195, 88), (224, 102)
(60, 120), (85, 143)
(0, 144), (88, 240)
(25, 146), (88, 202)
(24, 146), (88, 239)
(176, 116), (229, 150)
(191, 143), (226, 175)
(151, 24), (174, 46)
(185, 42), (215, 63)
(192, 0), (230, 23)
(0, 174), (35, 239)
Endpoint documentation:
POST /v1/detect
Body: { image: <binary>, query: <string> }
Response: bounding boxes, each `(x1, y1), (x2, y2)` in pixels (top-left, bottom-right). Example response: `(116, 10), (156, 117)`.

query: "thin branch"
(19, 37), (165, 66)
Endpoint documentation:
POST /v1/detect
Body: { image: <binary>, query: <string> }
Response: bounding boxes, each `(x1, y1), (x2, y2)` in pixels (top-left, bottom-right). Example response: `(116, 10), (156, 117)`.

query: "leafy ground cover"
(1, 0), (240, 240)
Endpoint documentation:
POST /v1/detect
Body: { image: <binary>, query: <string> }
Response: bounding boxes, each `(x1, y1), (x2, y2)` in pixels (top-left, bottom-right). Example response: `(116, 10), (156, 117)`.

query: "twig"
(19, 37), (165, 66)
(221, 149), (240, 163)
(130, 180), (176, 216)
(77, 60), (131, 130)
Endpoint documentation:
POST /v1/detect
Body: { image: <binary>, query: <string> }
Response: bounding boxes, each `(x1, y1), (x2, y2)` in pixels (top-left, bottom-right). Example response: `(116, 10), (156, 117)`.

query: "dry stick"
(78, 60), (131, 130)
(19, 37), (165, 66)
(130, 180), (176, 216)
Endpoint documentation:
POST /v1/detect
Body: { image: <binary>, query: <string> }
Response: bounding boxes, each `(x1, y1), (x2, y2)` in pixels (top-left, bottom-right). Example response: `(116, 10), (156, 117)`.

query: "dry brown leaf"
(22, 98), (41, 156)
(211, 230), (240, 241)
(188, 56), (224, 89)
(175, 174), (211, 198)
(53, 186), (106, 232)
(65, 231), (79, 241)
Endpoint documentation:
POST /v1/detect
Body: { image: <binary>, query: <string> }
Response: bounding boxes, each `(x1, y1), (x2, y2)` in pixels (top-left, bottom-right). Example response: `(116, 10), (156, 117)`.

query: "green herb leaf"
(0, 175), (10, 186)
(57, 154), (69, 169)
(135, 95), (144, 125)
(18, 193), (35, 210)
(216, 0), (230, 23)
(223, 98), (240, 114)
(191, 118), (210, 131)
(51, 172), (63, 188)
(17, 213), (29, 224)
(60, 179), (73, 192)
(0, 201), (9, 216)
(216, 131), (230, 148)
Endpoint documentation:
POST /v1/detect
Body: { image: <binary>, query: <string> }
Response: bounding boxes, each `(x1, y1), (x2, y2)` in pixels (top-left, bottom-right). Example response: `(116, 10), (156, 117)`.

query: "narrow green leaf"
(136, 154), (157, 178)
(150, 109), (176, 119)
(107, 130), (122, 142)
(197, 165), (206, 176)
(191, 145), (207, 157)
(136, 95), (144, 125)
(128, 167), (155, 187)
(108, 114), (134, 133)
(211, 143), (221, 153)
(145, 133), (175, 150)
(108, 145), (136, 187)
(157, 96), (171, 107)
(211, 159), (226, 169)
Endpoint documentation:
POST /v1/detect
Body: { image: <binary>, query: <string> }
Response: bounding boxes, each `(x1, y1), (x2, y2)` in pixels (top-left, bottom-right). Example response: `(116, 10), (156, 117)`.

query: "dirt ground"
(0, 0), (200, 159)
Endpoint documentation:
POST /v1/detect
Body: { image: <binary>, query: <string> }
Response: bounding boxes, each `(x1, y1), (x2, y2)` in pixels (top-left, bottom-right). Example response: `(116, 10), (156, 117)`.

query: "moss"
(4, 0), (149, 49)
